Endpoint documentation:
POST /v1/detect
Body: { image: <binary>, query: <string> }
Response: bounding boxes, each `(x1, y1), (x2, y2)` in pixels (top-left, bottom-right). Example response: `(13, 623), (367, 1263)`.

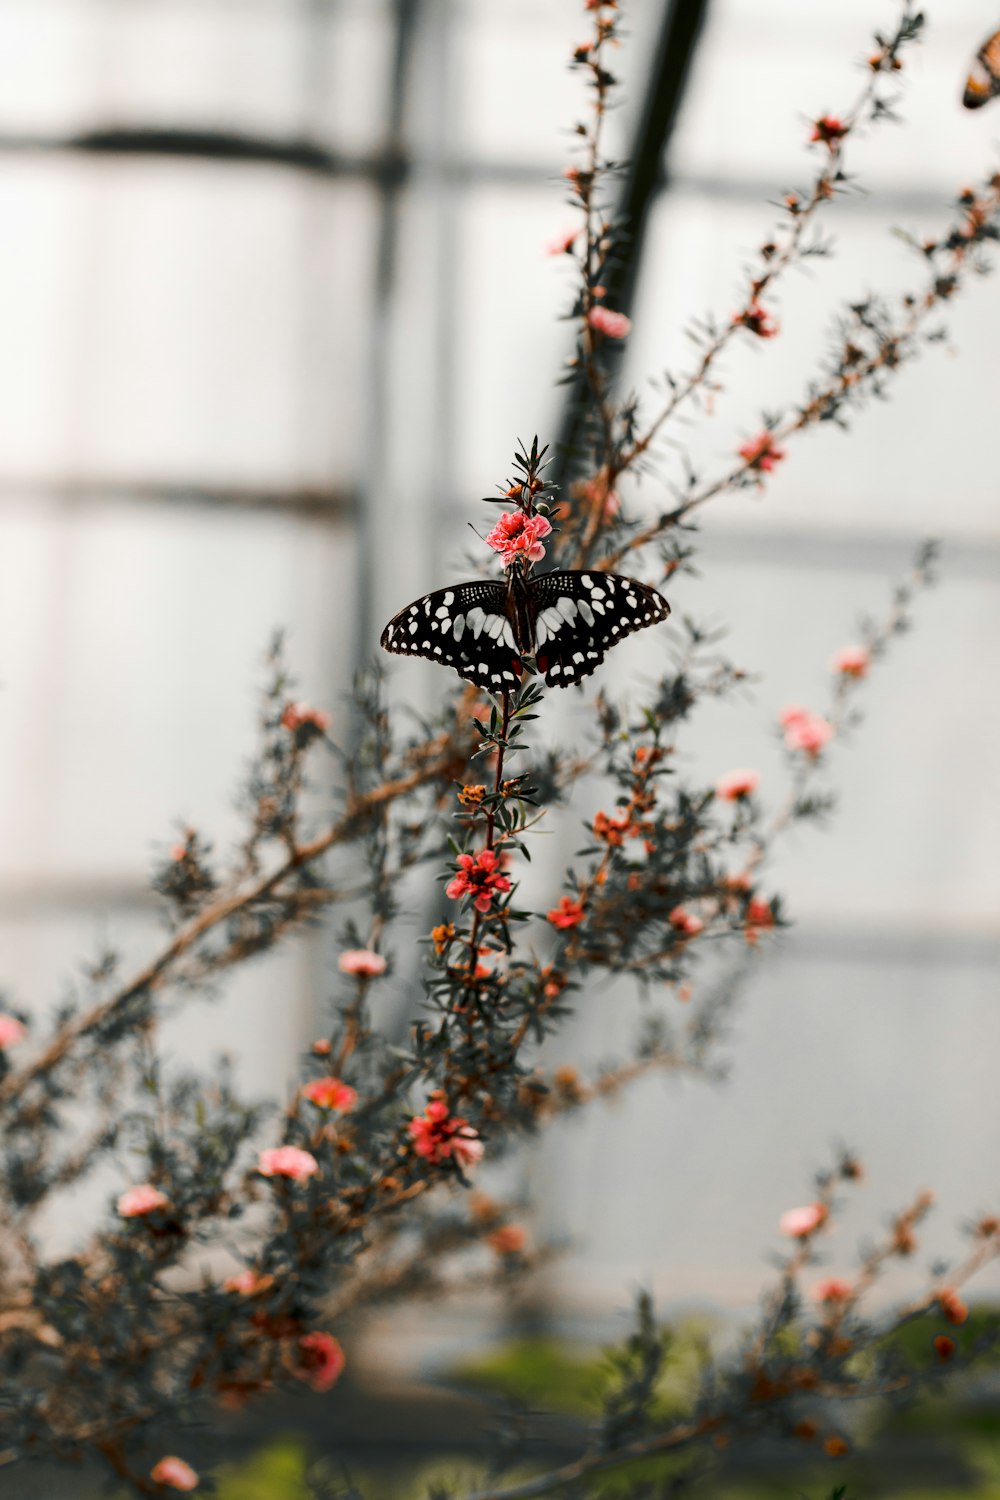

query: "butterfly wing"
(529, 570), (671, 688)
(380, 580), (523, 692)
(964, 28), (1000, 108)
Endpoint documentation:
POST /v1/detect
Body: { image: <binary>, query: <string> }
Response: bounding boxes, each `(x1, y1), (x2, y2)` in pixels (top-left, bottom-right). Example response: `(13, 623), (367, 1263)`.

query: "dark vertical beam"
(353, 0), (421, 680)
(552, 0), (712, 486)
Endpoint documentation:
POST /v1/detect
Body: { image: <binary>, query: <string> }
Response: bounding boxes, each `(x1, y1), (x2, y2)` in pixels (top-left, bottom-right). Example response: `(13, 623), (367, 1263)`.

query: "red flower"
(485, 510), (553, 567)
(587, 306), (632, 339)
(280, 702), (330, 738)
(547, 895), (586, 930)
(738, 430), (786, 473)
(933, 1334), (956, 1361)
(302, 1076), (357, 1112)
(669, 906), (704, 937)
(409, 1095), (484, 1169)
(938, 1288), (968, 1325)
(593, 809), (631, 845)
(812, 1276), (852, 1304)
(733, 301), (779, 338)
(744, 897), (776, 946)
(810, 114), (849, 148)
(715, 768), (759, 802)
(446, 848), (512, 914)
(295, 1331), (346, 1392)
(488, 1223), (527, 1255)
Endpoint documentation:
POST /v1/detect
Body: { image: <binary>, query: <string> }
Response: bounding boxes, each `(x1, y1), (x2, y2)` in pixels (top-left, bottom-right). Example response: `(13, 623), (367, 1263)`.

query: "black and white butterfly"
(963, 26), (1000, 108)
(380, 564), (670, 691)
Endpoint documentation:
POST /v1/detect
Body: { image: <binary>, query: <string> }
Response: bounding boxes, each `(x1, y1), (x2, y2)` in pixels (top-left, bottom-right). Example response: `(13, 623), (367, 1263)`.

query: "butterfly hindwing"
(528, 570), (671, 688)
(379, 580), (522, 692)
(964, 28), (1000, 108)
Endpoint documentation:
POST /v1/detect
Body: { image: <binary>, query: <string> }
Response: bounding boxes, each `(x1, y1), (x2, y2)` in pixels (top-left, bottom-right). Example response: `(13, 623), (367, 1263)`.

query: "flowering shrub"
(0, 2), (998, 1496)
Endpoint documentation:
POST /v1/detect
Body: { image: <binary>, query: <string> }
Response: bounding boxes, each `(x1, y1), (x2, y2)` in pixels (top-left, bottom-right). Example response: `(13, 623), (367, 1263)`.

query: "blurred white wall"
(0, 0), (997, 1322)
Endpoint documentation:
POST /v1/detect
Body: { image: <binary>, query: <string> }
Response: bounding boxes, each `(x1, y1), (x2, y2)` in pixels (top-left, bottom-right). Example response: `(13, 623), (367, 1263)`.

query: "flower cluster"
(733, 300), (779, 338)
(446, 848), (512, 913)
(485, 510), (553, 567)
(738, 430), (786, 474)
(780, 705), (834, 756)
(409, 1095), (484, 1169)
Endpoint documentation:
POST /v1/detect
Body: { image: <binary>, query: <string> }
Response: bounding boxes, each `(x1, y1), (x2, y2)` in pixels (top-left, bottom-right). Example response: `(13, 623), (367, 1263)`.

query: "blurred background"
(0, 0), (999, 1488)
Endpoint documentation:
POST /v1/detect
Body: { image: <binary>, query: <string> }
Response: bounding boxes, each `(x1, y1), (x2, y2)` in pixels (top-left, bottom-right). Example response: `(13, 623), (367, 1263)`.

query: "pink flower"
(780, 1202), (828, 1239)
(409, 1095), (484, 1169)
(669, 906), (704, 937)
(446, 848), (512, 914)
(118, 1184), (169, 1218)
(813, 1276), (852, 1304)
(782, 709), (833, 757)
(831, 645), (870, 678)
(587, 306), (632, 339)
(151, 1456), (199, 1492)
(779, 704), (809, 729)
(546, 895), (586, 930)
(223, 1268), (274, 1296)
(715, 768), (759, 802)
(0, 1014), (25, 1048)
(484, 510), (553, 568)
(810, 114), (849, 148)
(338, 948), (386, 978)
(281, 701), (330, 738)
(738, 430), (786, 473)
(733, 301), (779, 339)
(302, 1076), (357, 1112)
(257, 1146), (319, 1182)
(546, 227), (579, 255)
(295, 1330), (346, 1392)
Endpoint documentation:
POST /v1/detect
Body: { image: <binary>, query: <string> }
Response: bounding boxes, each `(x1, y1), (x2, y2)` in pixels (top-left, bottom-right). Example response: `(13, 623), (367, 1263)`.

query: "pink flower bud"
(338, 949), (387, 977)
(587, 306), (632, 339)
(831, 645), (870, 678)
(257, 1146), (319, 1181)
(0, 1014), (26, 1049)
(151, 1456), (199, 1491)
(779, 1202), (828, 1239)
(117, 1184), (169, 1218)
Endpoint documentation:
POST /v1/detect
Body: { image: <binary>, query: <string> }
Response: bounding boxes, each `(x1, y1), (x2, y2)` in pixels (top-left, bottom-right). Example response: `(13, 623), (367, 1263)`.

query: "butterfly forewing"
(528, 570), (671, 688)
(379, 580), (523, 692)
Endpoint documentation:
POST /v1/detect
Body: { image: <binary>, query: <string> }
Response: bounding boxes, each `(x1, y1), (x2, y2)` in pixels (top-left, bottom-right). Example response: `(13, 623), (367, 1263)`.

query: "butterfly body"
(963, 28), (1000, 108)
(380, 563), (670, 692)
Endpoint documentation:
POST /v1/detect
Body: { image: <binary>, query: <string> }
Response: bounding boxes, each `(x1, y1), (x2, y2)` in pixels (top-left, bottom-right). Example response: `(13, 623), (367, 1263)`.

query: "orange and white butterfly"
(963, 26), (1000, 108)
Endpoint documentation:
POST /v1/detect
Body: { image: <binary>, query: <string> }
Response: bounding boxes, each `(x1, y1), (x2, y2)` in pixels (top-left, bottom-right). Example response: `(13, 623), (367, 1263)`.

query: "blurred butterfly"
(963, 26), (1000, 108)
(380, 560), (670, 692)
